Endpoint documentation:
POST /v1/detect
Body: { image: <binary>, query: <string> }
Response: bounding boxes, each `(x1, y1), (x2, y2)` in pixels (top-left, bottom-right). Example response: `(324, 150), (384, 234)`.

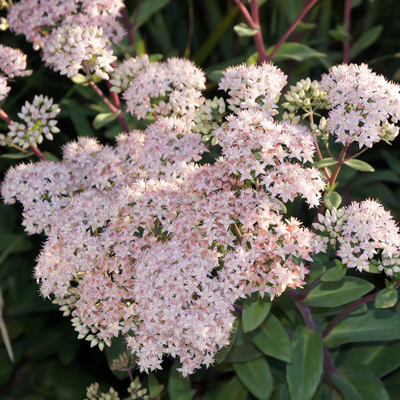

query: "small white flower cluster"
(219, 62), (287, 115)
(7, 0), (124, 79)
(314, 200), (400, 275)
(110, 55), (150, 93)
(0, 45), (32, 78)
(7, 95), (60, 149)
(320, 63), (400, 148)
(123, 57), (206, 120)
(0, 45), (31, 103)
(42, 25), (116, 79)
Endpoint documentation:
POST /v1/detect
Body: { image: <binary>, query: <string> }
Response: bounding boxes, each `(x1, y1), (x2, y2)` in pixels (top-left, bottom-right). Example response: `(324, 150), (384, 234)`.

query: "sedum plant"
(1, 0), (400, 399)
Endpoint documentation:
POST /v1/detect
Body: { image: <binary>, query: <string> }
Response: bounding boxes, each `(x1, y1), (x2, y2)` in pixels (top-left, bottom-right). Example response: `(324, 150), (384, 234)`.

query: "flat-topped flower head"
(42, 25), (116, 79)
(7, 95), (60, 149)
(315, 200), (400, 274)
(213, 109), (325, 207)
(219, 62), (287, 114)
(7, 0), (124, 50)
(110, 55), (150, 93)
(320, 63), (400, 148)
(0, 45), (32, 78)
(123, 57), (206, 120)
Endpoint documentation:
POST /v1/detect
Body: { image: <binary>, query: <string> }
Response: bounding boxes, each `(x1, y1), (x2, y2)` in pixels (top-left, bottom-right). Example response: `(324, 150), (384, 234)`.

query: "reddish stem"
(29, 144), (48, 161)
(285, 290), (317, 329)
(266, 0), (319, 62)
(107, 83), (130, 133)
(0, 108), (13, 125)
(120, 7), (135, 48)
(233, 0), (256, 28)
(343, 0), (352, 63)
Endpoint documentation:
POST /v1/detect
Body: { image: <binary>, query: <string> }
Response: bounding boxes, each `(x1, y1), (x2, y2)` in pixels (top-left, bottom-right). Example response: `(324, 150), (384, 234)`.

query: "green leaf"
(321, 266), (347, 282)
(177, 390), (196, 400)
(149, 373), (164, 398)
(70, 73), (88, 85)
(303, 277), (374, 308)
(134, 0), (171, 29)
(233, 23), (259, 37)
(265, 43), (326, 62)
(63, 99), (95, 137)
(324, 309), (400, 348)
(0, 152), (34, 159)
(375, 288), (398, 309)
(287, 327), (323, 400)
(246, 52), (259, 66)
(207, 70), (224, 82)
(233, 357), (273, 400)
(43, 152), (60, 162)
(352, 0), (362, 7)
(344, 159), (375, 172)
(315, 158), (337, 168)
(330, 364), (390, 400)
(249, 313), (292, 363)
(382, 149), (400, 176)
(342, 340), (400, 378)
(92, 111), (121, 130)
(169, 361), (193, 400)
(350, 25), (383, 59)
(148, 53), (164, 63)
(224, 322), (263, 363)
(242, 292), (271, 333)
(323, 191), (342, 211)
(216, 376), (248, 400)
(328, 29), (352, 42)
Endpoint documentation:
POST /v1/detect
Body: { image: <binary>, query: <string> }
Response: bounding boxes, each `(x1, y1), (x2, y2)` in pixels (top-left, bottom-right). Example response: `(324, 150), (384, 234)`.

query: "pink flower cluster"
(314, 200), (400, 275)
(0, 45), (32, 78)
(213, 109), (325, 207)
(320, 64), (400, 148)
(123, 58), (206, 120)
(219, 63), (287, 115)
(2, 57), (329, 375)
(7, 0), (124, 79)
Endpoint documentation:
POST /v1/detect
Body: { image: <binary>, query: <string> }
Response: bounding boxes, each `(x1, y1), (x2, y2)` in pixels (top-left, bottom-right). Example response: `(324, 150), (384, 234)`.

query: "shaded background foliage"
(1, 0), (400, 399)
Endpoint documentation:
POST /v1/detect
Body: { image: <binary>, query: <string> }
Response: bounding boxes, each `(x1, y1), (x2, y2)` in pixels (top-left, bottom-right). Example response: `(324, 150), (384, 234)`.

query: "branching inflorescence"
(1, 0), (400, 380)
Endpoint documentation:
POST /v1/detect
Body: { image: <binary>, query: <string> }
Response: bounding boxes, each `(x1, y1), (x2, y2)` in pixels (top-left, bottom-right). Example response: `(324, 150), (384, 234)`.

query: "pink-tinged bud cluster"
(0, 45), (32, 78)
(0, 76), (10, 102)
(219, 62), (287, 115)
(42, 25), (116, 79)
(7, 95), (60, 149)
(314, 201), (400, 275)
(123, 57), (206, 120)
(214, 110), (325, 207)
(320, 63), (400, 148)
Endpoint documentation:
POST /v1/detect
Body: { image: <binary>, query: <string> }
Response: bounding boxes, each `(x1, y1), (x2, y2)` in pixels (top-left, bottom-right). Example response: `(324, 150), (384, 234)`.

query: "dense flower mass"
(2, 90), (325, 374)
(123, 57), (206, 120)
(219, 62), (287, 115)
(320, 63), (400, 148)
(314, 200), (400, 275)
